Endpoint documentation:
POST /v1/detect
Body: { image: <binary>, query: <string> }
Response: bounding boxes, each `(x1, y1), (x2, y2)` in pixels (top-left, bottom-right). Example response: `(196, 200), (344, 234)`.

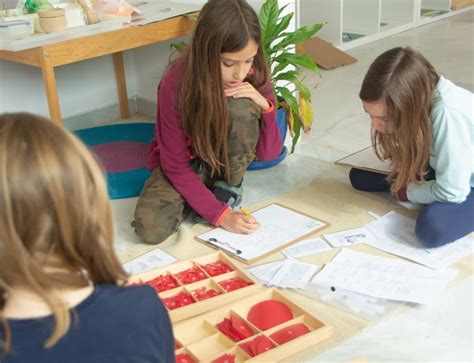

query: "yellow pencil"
(239, 206), (252, 217)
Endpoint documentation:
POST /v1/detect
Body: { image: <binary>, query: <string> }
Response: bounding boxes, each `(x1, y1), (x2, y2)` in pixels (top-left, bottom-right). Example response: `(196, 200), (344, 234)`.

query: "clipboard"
(195, 203), (329, 264)
(335, 146), (391, 175)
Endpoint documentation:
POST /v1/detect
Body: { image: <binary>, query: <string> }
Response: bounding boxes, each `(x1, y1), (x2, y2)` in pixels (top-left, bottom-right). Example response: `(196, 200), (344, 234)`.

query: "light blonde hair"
(360, 47), (439, 192)
(0, 113), (127, 355)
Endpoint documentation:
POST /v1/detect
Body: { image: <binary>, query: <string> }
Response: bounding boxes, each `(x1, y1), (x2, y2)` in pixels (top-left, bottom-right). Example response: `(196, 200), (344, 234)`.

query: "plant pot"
(247, 107), (288, 170)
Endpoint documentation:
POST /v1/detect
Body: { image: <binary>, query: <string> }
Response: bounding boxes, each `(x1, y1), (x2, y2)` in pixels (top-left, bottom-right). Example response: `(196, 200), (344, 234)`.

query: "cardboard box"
(451, 0), (474, 10)
(302, 36), (357, 70)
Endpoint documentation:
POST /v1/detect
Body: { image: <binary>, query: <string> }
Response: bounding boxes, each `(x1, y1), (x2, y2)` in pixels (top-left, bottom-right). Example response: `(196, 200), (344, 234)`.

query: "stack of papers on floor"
(281, 237), (332, 258)
(248, 259), (319, 290)
(310, 248), (458, 304)
(365, 211), (473, 269)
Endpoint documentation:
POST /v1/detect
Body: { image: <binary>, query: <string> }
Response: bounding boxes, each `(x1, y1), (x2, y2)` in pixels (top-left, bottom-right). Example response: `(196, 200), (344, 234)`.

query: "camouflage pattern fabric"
(133, 97), (260, 244)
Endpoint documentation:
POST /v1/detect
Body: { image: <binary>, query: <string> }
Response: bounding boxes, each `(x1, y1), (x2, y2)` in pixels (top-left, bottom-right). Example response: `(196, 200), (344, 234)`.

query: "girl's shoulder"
(431, 77), (473, 123)
(93, 283), (159, 303)
(161, 59), (186, 86)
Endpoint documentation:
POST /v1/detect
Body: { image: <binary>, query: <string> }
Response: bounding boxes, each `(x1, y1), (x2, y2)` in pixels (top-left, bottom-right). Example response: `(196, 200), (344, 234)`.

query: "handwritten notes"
(122, 248), (177, 274)
(365, 211), (474, 269)
(323, 227), (377, 248)
(310, 249), (457, 304)
(198, 204), (327, 262)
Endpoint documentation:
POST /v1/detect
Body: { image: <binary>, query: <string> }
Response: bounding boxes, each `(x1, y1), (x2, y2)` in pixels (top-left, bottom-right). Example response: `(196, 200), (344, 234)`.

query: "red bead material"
(218, 277), (253, 292)
(191, 287), (221, 301)
(145, 274), (179, 293)
(200, 261), (233, 277)
(174, 267), (207, 285)
(162, 291), (195, 310)
(175, 353), (196, 363)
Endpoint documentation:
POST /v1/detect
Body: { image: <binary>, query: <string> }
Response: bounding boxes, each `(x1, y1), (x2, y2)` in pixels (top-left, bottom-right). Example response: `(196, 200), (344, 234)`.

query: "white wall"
(0, 0), (293, 119)
(0, 53), (136, 118)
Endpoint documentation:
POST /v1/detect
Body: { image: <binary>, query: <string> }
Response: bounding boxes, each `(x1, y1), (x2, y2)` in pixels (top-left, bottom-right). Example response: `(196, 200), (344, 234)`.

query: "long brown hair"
(360, 47), (439, 192)
(0, 113), (127, 354)
(180, 0), (269, 181)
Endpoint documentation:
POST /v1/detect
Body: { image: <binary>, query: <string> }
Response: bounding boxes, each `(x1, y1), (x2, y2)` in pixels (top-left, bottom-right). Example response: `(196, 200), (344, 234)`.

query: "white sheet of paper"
(247, 260), (286, 285)
(282, 237), (332, 258)
(122, 248), (177, 275)
(198, 204), (326, 261)
(318, 285), (386, 315)
(365, 211), (474, 269)
(310, 249), (457, 304)
(323, 227), (377, 248)
(269, 259), (319, 290)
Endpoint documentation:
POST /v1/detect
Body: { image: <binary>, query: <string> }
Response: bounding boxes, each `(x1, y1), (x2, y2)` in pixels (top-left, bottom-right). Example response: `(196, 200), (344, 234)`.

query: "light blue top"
(407, 76), (474, 204)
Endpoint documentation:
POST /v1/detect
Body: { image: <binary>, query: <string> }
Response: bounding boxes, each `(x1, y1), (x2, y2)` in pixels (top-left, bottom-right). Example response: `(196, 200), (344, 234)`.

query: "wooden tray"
(129, 252), (261, 322)
(173, 289), (333, 362)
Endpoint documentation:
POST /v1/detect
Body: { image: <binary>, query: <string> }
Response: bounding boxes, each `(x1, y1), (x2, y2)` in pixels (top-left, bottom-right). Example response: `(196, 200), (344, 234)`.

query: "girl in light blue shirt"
(349, 47), (473, 247)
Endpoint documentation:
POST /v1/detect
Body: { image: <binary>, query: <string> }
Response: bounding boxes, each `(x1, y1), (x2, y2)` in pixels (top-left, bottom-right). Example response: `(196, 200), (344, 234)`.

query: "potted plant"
(259, 0), (323, 154)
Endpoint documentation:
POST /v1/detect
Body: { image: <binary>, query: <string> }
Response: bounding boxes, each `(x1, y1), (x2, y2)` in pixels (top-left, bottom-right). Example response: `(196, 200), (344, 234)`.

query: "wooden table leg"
(40, 49), (62, 124)
(113, 51), (130, 119)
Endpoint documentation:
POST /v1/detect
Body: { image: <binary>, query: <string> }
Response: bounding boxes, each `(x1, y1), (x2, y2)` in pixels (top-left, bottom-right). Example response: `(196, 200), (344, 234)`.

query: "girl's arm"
(255, 79), (283, 161)
(154, 67), (229, 226)
(407, 106), (472, 204)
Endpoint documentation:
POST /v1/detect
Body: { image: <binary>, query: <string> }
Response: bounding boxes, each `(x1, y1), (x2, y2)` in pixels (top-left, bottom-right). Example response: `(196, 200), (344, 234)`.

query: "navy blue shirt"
(0, 284), (175, 363)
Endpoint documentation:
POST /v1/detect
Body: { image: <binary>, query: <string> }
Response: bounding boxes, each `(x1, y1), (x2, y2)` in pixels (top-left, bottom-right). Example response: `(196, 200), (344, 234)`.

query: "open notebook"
(196, 204), (328, 264)
(335, 146), (391, 175)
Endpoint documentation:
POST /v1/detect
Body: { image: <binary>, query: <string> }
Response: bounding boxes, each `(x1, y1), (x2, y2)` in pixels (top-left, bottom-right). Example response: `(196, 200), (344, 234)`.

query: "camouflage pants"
(133, 97), (260, 244)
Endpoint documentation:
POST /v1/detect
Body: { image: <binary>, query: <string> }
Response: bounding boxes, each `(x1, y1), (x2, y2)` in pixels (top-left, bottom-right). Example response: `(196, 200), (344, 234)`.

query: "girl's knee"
(133, 200), (184, 244)
(227, 97), (260, 115)
(349, 168), (367, 191)
(132, 216), (177, 245)
(415, 209), (450, 248)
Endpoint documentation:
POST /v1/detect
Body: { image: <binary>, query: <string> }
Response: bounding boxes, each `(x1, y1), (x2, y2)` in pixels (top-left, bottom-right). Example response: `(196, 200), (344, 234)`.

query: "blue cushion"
(74, 123), (154, 199)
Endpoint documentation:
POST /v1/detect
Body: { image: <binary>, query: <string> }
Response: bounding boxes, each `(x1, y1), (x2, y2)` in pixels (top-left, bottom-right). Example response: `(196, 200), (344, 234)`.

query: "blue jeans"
(349, 168), (474, 248)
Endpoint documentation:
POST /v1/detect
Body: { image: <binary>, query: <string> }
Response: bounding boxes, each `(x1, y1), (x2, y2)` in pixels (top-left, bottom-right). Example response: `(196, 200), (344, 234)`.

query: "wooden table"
(0, 15), (195, 124)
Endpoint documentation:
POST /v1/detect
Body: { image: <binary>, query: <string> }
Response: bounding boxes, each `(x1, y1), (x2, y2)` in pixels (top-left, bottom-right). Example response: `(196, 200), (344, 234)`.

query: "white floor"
(108, 11), (474, 362)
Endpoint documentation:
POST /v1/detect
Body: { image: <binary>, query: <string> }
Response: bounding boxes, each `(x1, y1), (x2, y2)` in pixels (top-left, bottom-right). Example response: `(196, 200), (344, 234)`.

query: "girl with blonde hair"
(0, 113), (174, 362)
(133, 0), (282, 244)
(350, 47), (473, 247)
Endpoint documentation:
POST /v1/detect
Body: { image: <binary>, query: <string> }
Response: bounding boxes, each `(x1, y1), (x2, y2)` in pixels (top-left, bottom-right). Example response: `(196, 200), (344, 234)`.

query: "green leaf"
(259, 0), (279, 46)
(272, 13), (293, 44)
(271, 23), (324, 50)
(275, 87), (299, 114)
(274, 53), (319, 73)
(273, 70), (299, 82)
(170, 41), (188, 52)
(278, 3), (290, 16)
(271, 60), (290, 76)
(293, 80), (311, 100)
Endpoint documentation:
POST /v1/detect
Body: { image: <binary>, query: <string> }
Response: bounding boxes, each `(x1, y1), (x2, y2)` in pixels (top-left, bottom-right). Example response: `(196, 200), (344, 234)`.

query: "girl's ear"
(248, 67), (255, 75)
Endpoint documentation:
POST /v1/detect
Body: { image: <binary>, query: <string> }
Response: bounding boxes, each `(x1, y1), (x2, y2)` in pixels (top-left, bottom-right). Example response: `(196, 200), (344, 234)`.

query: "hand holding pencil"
(220, 207), (260, 234)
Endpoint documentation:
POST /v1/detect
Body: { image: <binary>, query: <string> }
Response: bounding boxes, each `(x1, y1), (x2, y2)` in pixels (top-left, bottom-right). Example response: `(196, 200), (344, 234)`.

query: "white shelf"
(297, 0), (473, 50)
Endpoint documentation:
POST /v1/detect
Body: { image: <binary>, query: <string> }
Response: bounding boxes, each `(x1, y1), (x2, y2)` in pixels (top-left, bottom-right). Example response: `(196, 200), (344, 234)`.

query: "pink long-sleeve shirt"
(146, 61), (282, 226)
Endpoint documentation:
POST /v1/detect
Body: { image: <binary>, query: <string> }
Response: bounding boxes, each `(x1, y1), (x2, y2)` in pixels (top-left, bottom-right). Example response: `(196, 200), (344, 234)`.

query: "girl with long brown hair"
(133, 0), (282, 244)
(0, 113), (174, 362)
(350, 47), (473, 247)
